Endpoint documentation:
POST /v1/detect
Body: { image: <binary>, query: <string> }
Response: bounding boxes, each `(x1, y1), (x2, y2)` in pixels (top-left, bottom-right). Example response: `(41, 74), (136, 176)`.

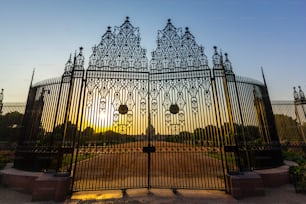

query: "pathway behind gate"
(73, 141), (225, 191)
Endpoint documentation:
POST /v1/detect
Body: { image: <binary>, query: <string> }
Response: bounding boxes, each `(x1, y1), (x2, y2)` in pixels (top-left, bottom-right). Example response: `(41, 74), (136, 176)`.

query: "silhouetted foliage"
(274, 114), (303, 142)
(78, 128), (136, 146)
(0, 111), (23, 145)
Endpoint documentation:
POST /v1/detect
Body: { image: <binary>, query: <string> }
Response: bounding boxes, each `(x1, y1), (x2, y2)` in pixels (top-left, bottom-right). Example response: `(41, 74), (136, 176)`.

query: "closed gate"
(70, 18), (237, 191)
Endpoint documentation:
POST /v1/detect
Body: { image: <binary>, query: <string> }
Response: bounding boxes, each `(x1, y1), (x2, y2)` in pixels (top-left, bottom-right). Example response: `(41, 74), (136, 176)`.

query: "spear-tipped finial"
(261, 66), (267, 86)
(30, 69), (35, 87)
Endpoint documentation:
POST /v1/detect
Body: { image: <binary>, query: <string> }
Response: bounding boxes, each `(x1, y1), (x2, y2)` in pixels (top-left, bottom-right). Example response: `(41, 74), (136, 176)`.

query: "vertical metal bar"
(147, 72), (151, 189)
(69, 70), (85, 175)
(261, 68), (280, 143)
(232, 74), (250, 170)
(57, 56), (76, 172)
(51, 75), (64, 146)
(211, 71), (227, 191)
(222, 69), (241, 172)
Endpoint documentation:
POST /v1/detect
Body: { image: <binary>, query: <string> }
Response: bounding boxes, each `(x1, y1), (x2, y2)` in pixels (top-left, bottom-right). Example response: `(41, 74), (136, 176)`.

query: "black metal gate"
(13, 17), (284, 192)
(70, 18), (233, 191)
(72, 70), (229, 191)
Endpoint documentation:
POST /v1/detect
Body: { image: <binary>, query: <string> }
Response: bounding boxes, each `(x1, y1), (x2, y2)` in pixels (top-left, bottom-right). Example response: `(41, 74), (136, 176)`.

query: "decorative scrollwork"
(198, 77), (212, 107)
(76, 17), (248, 137)
(150, 19), (208, 73)
(64, 54), (73, 76)
(98, 79), (110, 98)
(88, 16), (148, 71)
(75, 47), (85, 70)
(138, 80), (148, 115)
(112, 92), (121, 110)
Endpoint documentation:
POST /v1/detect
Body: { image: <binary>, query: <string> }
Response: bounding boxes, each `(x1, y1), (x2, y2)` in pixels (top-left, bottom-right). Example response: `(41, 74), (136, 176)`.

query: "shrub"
(0, 150), (14, 169)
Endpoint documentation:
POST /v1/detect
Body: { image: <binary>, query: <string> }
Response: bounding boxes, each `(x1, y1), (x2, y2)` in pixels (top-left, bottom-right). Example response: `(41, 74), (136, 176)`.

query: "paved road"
(1, 184), (306, 204)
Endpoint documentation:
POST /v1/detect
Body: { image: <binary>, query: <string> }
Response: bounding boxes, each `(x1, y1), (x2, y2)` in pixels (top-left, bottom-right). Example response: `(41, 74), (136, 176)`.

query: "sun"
(99, 111), (107, 120)
(83, 97), (114, 133)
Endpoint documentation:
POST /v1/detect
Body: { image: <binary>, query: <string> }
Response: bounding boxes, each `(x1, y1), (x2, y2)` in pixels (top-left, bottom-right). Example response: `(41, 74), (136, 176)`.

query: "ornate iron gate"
(70, 18), (232, 191)
(12, 17), (285, 193)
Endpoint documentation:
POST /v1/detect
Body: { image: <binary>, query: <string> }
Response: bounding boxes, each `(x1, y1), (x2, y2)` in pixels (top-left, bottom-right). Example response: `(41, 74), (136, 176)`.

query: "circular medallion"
(169, 104), (179, 114)
(118, 104), (128, 114)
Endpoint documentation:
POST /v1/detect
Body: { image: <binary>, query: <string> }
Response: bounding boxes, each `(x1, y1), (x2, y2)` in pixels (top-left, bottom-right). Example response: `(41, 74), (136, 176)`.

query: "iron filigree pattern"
(212, 47), (233, 75)
(86, 17), (148, 129)
(63, 47), (85, 76)
(88, 16), (148, 72)
(150, 19), (209, 73)
(63, 55), (73, 76)
(150, 19), (212, 127)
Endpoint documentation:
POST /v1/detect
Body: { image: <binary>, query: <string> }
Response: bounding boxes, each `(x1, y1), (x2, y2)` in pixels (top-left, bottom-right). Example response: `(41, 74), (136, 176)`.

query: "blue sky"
(1, 0), (306, 102)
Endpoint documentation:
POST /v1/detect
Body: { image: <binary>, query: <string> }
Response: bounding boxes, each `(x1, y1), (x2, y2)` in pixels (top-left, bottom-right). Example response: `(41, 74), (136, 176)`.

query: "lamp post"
(293, 86), (306, 142)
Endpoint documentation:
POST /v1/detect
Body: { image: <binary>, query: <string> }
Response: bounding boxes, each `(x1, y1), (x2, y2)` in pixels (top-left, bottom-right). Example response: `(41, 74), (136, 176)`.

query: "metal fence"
(272, 100), (306, 143)
(0, 102), (25, 115)
(13, 17), (283, 192)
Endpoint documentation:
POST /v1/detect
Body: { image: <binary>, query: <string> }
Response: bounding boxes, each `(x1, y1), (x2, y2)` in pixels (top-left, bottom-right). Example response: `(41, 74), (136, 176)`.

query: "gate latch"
(143, 146), (156, 153)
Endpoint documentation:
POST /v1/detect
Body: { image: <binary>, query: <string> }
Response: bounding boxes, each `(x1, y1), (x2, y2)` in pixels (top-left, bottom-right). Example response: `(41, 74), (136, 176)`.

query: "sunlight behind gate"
(83, 97), (114, 133)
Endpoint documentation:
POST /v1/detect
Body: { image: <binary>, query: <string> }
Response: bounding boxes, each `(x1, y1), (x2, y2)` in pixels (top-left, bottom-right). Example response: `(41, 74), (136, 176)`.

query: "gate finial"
(212, 46), (220, 67)
(224, 53), (233, 72)
(298, 86), (305, 101)
(293, 87), (299, 101)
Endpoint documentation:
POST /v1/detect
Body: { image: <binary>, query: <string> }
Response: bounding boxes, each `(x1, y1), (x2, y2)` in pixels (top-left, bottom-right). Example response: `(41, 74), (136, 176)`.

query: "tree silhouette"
(0, 111), (23, 145)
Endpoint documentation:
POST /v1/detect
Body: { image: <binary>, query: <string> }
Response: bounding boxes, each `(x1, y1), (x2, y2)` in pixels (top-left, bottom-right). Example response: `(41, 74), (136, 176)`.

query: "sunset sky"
(1, 0), (305, 102)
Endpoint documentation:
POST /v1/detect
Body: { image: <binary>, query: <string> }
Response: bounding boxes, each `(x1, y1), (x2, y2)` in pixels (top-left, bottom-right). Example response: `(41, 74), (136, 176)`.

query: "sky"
(0, 0), (306, 102)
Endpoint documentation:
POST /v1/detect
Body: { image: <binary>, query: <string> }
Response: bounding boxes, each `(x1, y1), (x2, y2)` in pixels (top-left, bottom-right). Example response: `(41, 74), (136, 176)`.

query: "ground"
(1, 184), (306, 204)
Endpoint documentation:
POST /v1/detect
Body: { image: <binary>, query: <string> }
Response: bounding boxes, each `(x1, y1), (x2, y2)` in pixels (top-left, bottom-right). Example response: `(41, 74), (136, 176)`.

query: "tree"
(0, 111), (23, 144)
(274, 114), (303, 142)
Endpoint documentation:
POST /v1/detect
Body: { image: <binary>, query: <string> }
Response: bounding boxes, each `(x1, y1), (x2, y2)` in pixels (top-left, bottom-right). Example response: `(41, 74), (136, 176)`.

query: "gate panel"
(73, 71), (149, 191)
(147, 21), (226, 190)
(149, 70), (225, 189)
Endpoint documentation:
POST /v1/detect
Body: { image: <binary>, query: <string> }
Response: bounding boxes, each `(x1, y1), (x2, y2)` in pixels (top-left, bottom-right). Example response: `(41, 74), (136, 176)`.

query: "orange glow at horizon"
(82, 97), (115, 133)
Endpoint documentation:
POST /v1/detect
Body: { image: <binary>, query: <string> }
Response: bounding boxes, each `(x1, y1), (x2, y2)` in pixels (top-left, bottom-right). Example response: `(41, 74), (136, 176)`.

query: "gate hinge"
(143, 146), (156, 153)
